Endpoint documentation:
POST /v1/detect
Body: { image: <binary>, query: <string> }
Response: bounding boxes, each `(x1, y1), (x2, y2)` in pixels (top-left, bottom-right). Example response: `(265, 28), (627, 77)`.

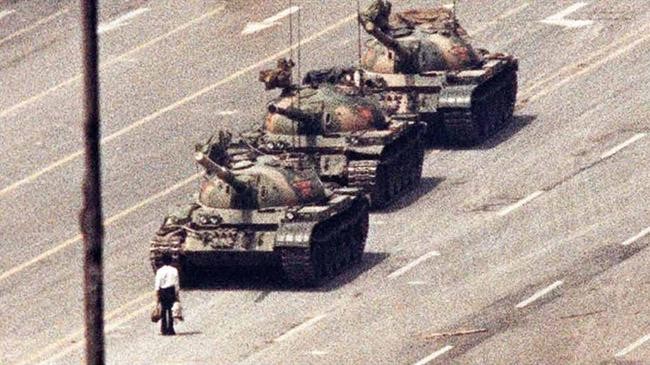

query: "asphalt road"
(0, 0), (648, 364)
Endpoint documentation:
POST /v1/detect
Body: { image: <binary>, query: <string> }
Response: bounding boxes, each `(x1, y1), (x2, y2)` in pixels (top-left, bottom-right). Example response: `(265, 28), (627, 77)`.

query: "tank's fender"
(275, 221), (319, 248)
(438, 84), (476, 109)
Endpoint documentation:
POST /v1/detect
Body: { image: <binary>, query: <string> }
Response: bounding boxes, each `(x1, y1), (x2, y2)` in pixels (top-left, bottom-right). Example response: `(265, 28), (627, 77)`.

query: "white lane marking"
(242, 6), (300, 35)
(601, 133), (646, 160)
(273, 314), (327, 343)
(98, 8), (150, 34)
(516, 280), (563, 308)
(371, 220), (387, 225)
(388, 251), (441, 279)
(407, 280), (428, 286)
(412, 345), (454, 365)
(216, 110), (239, 116)
(0, 8), (69, 47)
(497, 191), (544, 217)
(540, 2), (594, 28)
(469, 3), (529, 35)
(35, 299), (152, 365)
(0, 6), (224, 121)
(621, 226), (650, 246)
(499, 2), (530, 19)
(0, 9), (16, 21)
(308, 350), (328, 356)
(0, 173), (200, 283)
(615, 334), (650, 357)
(15, 291), (153, 365)
(0, 10), (349, 199)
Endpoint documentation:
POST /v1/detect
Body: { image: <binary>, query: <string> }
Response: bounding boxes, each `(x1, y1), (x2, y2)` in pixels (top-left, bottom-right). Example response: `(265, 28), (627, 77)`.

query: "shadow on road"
(181, 252), (388, 293)
(174, 331), (203, 337)
(376, 176), (444, 213)
(427, 114), (536, 150)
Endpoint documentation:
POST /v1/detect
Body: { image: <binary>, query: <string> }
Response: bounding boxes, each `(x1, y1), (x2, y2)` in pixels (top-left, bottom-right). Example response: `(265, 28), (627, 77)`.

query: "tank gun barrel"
(194, 152), (248, 192)
(268, 103), (317, 123)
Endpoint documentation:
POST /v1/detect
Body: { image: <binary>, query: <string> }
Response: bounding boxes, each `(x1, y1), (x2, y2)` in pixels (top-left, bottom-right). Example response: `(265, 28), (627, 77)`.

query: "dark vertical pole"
(79, 0), (105, 364)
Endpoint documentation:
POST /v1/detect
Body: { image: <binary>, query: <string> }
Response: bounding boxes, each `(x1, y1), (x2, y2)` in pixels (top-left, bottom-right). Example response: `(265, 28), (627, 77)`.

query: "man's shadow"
(428, 114), (536, 150)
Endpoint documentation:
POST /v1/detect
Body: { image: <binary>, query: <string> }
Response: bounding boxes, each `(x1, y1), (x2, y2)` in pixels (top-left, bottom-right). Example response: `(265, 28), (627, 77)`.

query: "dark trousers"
(158, 287), (176, 335)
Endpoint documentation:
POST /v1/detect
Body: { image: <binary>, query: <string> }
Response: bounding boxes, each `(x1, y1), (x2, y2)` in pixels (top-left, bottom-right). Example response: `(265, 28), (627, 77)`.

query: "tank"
(306, 1), (518, 146)
(149, 133), (369, 287)
(243, 71), (426, 209)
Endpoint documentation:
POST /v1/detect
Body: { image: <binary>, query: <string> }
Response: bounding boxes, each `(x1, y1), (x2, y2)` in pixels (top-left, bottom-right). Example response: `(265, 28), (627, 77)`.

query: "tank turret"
(302, 0), (519, 146)
(359, 0), (483, 74)
(264, 84), (387, 135)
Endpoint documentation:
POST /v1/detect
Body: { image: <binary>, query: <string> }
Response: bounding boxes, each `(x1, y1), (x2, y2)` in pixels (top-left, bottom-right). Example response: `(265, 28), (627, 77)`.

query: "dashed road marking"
(216, 110), (239, 116)
(516, 280), (563, 308)
(0, 9), (16, 21)
(471, 2), (530, 34)
(601, 133), (646, 160)
(497, 191), (544, 217)
(242, 6), (300, 35)
(540, 2), (594, 28)
(615, 334), (650, 358)
(407, 280), (428, 286)
(98, 8), (150, 35)
(0, 6), (225, 121)
(0, 173), (200, 283)
(273, 314), (327, 343)
(412, 345), (454, 365)
(308, 350), (329, 356)
(0, 10), (352, 199)
(524, 30), (650, 103)
(621, 226), (650, 246)
(388, 251), (441, 279)
(0, 8), (69, 47)
(14, 291), (153, 365)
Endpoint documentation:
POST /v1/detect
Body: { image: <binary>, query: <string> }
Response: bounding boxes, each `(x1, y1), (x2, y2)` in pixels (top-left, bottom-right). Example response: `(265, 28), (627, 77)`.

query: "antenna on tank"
(356, 0), (362, 65)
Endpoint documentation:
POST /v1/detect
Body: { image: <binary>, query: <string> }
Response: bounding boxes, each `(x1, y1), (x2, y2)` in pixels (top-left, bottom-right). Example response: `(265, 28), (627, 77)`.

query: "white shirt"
(155, 265), (179, 292)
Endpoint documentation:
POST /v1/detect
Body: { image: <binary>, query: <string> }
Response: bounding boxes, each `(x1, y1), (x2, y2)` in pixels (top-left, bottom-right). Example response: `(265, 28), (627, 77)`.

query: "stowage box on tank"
(306, 1), (518, 146)
(149, 133), (369, 287)
(243, 75), (426, 209)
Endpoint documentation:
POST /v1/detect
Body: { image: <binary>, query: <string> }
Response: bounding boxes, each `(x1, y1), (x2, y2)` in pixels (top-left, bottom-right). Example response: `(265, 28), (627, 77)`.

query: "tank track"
(277, 197), (369, 287)
(149, 230), (200, 287)
(347, 134), (424, 208)
(441, 66), (518, 146)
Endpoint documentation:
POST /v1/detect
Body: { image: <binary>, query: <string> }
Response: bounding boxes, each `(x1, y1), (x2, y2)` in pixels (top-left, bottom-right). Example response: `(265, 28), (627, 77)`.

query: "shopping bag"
(150, 302), (162, 322)
(172, 301), (184, 321)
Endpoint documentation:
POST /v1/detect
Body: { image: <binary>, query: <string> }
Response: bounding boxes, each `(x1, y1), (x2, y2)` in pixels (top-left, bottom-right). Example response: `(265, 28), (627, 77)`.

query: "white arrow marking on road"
(540, 2), (594, 28)
(0, 9), (16, 21)
(242, 6), (300, 35)
(98, 8), (150, 35)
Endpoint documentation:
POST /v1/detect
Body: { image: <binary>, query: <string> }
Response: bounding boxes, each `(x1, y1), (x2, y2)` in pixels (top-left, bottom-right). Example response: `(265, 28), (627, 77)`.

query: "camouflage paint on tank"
(149, 134), (371, 286)
(360, 4), (483, 74)
(264, 84), (387, 135)
(197, 154), (327, 210)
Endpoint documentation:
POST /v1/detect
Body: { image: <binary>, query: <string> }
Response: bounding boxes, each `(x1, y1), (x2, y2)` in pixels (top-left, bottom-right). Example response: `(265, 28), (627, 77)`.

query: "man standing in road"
(155, 254), (179, 336)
